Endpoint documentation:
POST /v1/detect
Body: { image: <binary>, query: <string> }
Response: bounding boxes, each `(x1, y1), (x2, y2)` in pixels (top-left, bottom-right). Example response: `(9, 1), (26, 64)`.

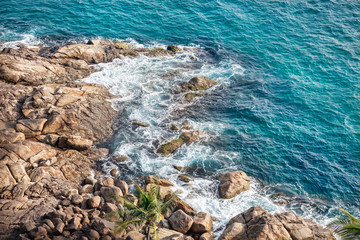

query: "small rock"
(169, 209), (193, 234)
(88, 229), (100, 240)
(102, 203), (118, 213)
(100, 186), (123, 203)
(110, 168), (118, 177)
(145, 175), (175, 187)
(114, 179), (129, 195)
(71, 194), (84, 205)
(178, 174), (193, 182)
(113, 155), (131, 162)
(167, 45), (183, 52)
(87, 196), (101, 209)
(192, 212), (212, 234)
(200, 232), (211, 240)
(124, 231), (146, 240)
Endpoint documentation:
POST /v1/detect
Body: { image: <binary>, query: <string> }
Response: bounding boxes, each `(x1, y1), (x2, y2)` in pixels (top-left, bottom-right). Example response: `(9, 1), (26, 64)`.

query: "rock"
(275, 212), (335, 240)
(114, 42), (132, 50)
(68, 216), (82, 230)
(82, 148), (109, 160)
(146, 184), (173, 200)
(101, 177), (114, 186)
(43, 134), (59, 146)
(222, 206), (292, 240)
(100, 186), (123, 203)
(173, 196), (197, 216)
(114, 180), (129, 195)
(71, 194), (84, 205)
(157, 228), (184, 240)
(15, 118), (47, 137)
(113, 155), (131, 162)
(102, 203), (118, 213)
(124, 231), (146, 240)
(191, 212), (212, 234)
(200, 232), (212, 240)
(0, 129), (25, 144)
(219, 222), (245, 240)
(178, 174), (193, 182)
(157, 131), (199, 155)
(180, 76), (218, 92)
(145, 48), (175, 57)
(58, 135), (93, 151)
(88, 229), (100, 240)
(132, 120), (149, 127)
(110, 168), (118, 177)
(55, 94), (81, 107)
(168, 209), (193, 234)
(167, 45), (183, 53)
(145, 175), (175, 187)
(216, 170), (250, 199)
(87, 196), (101, 209)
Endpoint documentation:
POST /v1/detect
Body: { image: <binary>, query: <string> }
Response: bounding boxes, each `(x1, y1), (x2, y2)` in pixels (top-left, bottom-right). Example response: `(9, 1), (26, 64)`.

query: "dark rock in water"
(113, 155), (131, 162)
(167, 45), (183, 53)
(132, 120), (150, 128)
(144, 47), (175, 57)
(145, 175), (175, 187)
(180, 76), (218, 92)
(178, 174), (193, 182)
(157, 130), (200, 155)
(216, 170), (250, 199)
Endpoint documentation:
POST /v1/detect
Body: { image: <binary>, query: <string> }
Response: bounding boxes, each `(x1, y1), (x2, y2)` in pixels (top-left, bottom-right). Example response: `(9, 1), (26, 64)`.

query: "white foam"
(82, 40), (336, 238)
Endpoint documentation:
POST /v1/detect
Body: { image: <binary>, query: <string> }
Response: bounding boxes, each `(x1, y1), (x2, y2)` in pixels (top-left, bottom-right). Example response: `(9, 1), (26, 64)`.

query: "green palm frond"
(327, 208), (360, 240)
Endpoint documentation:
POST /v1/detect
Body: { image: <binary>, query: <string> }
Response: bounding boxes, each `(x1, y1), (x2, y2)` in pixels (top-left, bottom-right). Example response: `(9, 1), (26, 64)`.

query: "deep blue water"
(1, 0), (359, 225)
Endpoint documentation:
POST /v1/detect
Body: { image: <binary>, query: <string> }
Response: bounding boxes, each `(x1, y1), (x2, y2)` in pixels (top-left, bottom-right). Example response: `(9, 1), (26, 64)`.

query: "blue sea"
(1, 0), (359, 231)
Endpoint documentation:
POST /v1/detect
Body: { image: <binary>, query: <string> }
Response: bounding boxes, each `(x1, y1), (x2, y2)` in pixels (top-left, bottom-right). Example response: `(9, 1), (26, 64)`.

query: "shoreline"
(0, 39), (335, 239)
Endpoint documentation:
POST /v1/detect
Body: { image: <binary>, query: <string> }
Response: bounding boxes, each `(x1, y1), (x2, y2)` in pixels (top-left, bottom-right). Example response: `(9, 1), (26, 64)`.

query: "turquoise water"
(1, 0), (359, 226)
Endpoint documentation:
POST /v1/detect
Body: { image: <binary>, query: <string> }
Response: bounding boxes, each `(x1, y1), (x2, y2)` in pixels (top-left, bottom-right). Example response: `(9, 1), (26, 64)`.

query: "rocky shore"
(0, 39), (335, 239)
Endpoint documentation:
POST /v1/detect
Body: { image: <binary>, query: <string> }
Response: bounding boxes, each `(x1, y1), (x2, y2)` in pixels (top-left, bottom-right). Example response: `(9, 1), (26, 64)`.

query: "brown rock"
(275, 212), (335, 240)
(71, 194), (84, 205)
(102, 202), (118, 213)
(145, 175), (175, 187)
(217, 170), (250, 199)
(88, 229), (100, 240)
(168, 209), (193, 234)
(124, 231), (146, 240)
(87, 196), (101, 209)
(191, 212), (212, 233)
(58, 135), (93, 151)
(0, 129), (25, 144)
(146, 184), (173, 200)
(180, 76), (218, 92)
(15, 118), (47, 137)
(100, 186), (123, 203)
(157, 228), (184, 240)
(219, 222), (246, 240)
(114, 180), (129, 195)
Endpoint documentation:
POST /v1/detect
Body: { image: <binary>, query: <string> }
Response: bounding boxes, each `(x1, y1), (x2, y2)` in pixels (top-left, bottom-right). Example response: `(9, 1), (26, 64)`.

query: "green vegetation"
(111, 184), (176, 239)
(327, 208), (360, 240)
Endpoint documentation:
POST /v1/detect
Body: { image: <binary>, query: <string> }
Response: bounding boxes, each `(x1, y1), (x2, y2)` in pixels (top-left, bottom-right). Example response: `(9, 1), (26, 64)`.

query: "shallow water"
(1, 0), (359, 232)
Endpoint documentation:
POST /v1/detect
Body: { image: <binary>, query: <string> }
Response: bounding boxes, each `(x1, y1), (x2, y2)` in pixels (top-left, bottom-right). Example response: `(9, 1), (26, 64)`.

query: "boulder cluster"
(0, 39), (335, 240)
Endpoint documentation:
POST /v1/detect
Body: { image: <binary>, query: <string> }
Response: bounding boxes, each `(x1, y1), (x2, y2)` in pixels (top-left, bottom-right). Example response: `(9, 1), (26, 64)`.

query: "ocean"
(1, 0), (359, 231)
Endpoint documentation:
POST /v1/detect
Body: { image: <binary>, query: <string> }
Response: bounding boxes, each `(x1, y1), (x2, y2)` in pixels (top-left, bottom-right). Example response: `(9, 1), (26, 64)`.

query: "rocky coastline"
(0, 39), (335, 240)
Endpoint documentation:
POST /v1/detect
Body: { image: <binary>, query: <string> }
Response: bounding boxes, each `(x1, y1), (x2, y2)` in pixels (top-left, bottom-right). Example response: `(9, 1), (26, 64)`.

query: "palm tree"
(327, 208), (360, 240)
(111, 183), (177, 240)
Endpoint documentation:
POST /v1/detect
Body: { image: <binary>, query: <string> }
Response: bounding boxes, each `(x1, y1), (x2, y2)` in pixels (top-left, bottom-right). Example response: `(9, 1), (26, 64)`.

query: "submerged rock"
(180, 76), (218, 92)
(157, 130), (200, 155)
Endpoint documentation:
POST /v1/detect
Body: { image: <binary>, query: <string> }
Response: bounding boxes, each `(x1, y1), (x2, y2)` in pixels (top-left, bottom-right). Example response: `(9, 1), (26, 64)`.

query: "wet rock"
(132, 120), (149, 127)
(191, 212), (212, 234)
(114, 41), (132, 50)
(145, 48), (175, 57)
(178, 174), (193, 183)
(169, 209), (193, 234)
(83, 148), (109, 160)
(145, 175), (175, 187)
(179, 76), (218, 92)
(113, 155), (131, 162)
(110, 168), (118, 177)
(167, 45), (183, 53)
(157, 131), (199, 155)
(216, 170), (250, 199)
